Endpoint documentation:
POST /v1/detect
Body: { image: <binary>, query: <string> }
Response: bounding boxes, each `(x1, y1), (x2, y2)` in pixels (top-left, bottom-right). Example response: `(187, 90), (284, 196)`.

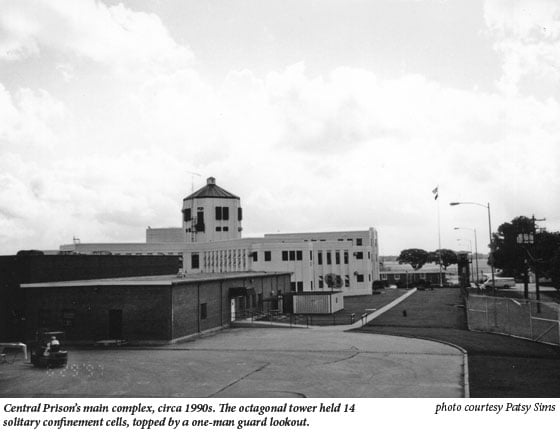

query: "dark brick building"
(20, 271), (290, 344)
(0, 254), (182, 341)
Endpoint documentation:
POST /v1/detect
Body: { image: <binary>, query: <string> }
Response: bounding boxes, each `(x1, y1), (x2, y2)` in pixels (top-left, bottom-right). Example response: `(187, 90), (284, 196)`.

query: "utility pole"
(532, 215), (546, 305)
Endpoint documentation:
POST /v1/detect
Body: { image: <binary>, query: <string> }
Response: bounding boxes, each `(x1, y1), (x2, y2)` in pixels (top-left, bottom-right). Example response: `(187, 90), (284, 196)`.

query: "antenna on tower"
(187, 171), (202, 193)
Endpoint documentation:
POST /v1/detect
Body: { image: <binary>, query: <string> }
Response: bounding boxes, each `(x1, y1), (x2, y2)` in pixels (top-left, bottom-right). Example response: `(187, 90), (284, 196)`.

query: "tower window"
(215, 206), (229, 221)
(183, 208), (191, 222)
(238, 207), (243, 221)
(196, 210), (204, 227)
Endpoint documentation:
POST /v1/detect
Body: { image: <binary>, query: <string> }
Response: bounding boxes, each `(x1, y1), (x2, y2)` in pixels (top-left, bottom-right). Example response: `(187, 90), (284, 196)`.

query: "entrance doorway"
(108, 309), (123, 339)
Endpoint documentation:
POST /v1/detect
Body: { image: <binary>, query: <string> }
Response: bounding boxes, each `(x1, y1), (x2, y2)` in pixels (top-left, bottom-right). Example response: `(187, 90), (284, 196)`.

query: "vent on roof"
(207, 177), (216, 185)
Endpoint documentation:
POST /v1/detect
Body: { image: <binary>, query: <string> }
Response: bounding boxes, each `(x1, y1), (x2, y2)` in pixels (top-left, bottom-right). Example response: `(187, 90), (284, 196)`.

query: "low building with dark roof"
(20, 271), (291, 344)
(0, 254), (182, 342)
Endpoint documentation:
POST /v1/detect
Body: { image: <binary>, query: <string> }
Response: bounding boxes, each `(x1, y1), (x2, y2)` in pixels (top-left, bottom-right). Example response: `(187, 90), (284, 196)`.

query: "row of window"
(191, 250), (250, 270)
(380, 273), (427, 280)
(191, 248), (373, 271)
(183, 207), (243, 223)
(303, 237), (364, 246)
(251, 250), (370, 264)
(290, 273), (373, 291)
(204, 249), (372, 264)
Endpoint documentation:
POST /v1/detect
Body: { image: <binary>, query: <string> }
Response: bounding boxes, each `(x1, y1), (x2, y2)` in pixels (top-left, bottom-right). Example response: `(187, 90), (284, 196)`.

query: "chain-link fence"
(466, 294), (560, 345)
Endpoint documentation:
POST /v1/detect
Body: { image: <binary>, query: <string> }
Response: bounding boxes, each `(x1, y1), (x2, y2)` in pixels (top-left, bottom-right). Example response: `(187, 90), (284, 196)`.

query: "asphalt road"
(0, 326), (465, 398)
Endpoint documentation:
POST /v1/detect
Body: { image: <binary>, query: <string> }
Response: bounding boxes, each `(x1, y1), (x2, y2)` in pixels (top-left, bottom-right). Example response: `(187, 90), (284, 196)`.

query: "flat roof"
(20, 271), (290, 288)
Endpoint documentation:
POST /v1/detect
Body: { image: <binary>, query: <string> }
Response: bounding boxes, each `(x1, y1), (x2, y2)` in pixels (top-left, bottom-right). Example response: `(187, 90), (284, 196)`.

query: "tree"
(491, 216), (533, 277)
(428, 249), (458, 269)
(530, 231), (560, 280)
(324, 273), (343, 291)
(492, 216), (559, 271)
(397, 249), (429, 270)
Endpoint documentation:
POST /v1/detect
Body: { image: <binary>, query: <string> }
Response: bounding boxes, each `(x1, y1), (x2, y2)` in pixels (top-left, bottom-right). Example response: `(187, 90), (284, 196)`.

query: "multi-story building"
(182, 229), (379, 296)
(60, 177), (380, 296)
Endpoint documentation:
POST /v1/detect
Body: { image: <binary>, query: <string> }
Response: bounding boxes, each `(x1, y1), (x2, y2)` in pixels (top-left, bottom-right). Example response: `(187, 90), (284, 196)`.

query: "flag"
(432, 186), (439, 200)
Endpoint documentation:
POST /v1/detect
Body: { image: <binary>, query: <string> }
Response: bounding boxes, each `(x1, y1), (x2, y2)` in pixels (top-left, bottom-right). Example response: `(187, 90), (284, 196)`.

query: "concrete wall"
(59, 242), (186, 255)
(146, 227), (186, 244)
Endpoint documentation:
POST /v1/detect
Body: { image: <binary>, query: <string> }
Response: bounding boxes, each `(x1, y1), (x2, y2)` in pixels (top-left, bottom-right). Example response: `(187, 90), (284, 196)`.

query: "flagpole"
(437, 194), (443, 287)
(433, 185), (443, 287)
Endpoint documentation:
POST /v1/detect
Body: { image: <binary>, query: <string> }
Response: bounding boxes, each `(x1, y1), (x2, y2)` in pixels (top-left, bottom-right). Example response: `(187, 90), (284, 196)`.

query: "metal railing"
(232, 310), (363, 327)
(466, 294), (560, 346)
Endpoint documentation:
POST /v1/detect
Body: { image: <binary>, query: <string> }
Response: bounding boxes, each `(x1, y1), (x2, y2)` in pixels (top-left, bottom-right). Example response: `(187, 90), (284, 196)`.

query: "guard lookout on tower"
(182, 177), (243, 243)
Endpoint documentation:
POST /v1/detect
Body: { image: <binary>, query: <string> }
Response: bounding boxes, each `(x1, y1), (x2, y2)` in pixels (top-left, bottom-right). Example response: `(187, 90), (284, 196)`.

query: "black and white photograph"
(1, 0), (559, 435)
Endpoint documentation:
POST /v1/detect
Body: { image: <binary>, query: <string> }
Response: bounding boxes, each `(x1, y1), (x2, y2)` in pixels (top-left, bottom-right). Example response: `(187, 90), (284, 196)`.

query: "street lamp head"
(449, 202), (460, 206)
(453, 227), (460, 230)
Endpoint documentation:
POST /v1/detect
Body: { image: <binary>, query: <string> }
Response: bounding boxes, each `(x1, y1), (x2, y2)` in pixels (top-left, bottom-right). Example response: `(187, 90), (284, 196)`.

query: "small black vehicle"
(30, 330), (68, 368)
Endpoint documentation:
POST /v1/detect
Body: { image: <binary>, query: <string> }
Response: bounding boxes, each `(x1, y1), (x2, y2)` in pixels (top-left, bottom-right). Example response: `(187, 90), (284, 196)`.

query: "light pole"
(454, 226), (479, 284)
(450, 202), (495, 293)
(456, 238), (474, 283)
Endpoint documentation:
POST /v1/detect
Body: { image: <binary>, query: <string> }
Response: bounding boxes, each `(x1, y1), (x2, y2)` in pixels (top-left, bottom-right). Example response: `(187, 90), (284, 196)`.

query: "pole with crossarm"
(450, 202), (495, 293)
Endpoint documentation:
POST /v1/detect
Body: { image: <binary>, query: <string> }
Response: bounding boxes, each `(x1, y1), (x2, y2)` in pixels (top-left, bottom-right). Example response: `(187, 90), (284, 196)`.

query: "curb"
(354, 330), (471, 399)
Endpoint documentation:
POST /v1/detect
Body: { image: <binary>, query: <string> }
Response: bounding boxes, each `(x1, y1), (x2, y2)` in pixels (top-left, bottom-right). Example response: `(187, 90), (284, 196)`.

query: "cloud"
(0, 84), (67, 154)
(484, 0), (560, 96)
(2, 57), (560, 253)
(0, 0), (193, 77)
(1, 1), (560, 255)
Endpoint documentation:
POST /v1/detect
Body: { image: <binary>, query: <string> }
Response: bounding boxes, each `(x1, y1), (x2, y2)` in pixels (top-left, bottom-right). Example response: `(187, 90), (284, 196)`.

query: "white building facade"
(183, 229), (379, 296)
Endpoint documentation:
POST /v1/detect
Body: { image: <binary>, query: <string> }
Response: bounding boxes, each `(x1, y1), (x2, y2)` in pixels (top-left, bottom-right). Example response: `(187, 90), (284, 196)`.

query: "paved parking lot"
(0, 326), (465, 398)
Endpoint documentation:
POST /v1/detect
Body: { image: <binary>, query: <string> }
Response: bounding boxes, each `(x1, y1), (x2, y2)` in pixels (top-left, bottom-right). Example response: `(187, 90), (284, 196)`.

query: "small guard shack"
(292, 291), (344, 314)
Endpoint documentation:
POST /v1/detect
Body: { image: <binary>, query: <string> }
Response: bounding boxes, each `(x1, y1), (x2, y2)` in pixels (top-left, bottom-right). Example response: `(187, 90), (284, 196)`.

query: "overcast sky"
(1, 0), (559, 256)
